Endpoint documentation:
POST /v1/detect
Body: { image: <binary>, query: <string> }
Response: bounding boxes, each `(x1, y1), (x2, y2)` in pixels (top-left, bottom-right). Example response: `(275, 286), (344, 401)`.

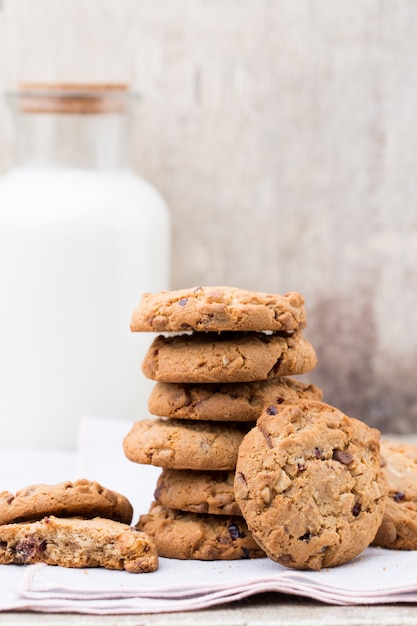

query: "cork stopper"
(15, 83), (129, 114)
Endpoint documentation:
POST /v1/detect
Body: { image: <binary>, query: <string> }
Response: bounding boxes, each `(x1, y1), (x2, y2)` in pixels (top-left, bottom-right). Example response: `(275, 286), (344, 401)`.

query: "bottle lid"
(13, 83), (130, 114)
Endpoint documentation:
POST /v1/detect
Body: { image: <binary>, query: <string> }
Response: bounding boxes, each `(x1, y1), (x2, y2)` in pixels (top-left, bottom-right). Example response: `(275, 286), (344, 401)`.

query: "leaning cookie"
(148, 378), (323, 422)
(123, 419), (251, 471)
(137, 502), (265, 560)
(0, 479), (133, 526)
(142, 331), (317, 384)
(372, 440), (417, 550)
(154, 469), (241, 515)
(0, 516), (158, 572)
(234, 400), (386, 570)
(131, 286), (306, 333)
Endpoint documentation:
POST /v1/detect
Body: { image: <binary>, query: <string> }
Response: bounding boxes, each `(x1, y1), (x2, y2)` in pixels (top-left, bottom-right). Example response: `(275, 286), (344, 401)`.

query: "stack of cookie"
(0, 479), (158, 572)
(124, 286), (321, 560)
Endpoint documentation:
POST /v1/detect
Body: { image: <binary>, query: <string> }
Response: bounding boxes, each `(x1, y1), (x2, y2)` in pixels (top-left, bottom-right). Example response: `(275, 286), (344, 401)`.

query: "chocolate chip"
(271, 358), (282, 374)
(314, 447), (322, 459)
(190, 502), (209, 514)
(241, 547), (250, 559)
(15, 536), (47, 561)
(332, 449), (353, 465)
(280, 553), (295, 564)
(266, 405), (278, 415)
(352, 502), (361, 517)
(298, 532), (312, 543)
(178, 298), (188, 306)
(393, 491), (406, 502)
(258, 424), (273, 448)
(153, 486), (163, 500)
(275, 397), (285, 404)
(0, 541), (7, 550)
(218, 536), (230, 545)
(228, 523), (243, 541)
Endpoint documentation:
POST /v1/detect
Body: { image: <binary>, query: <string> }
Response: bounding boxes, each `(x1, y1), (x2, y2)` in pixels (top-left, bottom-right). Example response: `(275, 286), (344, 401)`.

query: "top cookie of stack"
(130, 285), (306, 333)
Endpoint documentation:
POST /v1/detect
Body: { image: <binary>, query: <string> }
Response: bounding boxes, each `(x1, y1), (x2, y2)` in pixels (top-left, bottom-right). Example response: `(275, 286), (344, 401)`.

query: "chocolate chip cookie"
(234, 400), (386, 570)
(123, 419), (251, 470)
(142, 331), (317, 383)
(0, 479), (133, 525)
(148, 378), (322, 422)
(372, 439), (417, 550)
(0, 516), (158, 572)
(137, 502), (265, 560)
(131, 286), (306, 333)
(154, 469), (241, 515)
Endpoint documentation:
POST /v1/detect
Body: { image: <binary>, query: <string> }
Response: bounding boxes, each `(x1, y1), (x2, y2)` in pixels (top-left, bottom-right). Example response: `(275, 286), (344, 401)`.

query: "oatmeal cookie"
(137, 502), (264, 560)
(154, 469), (241, 515)
(123, 418), (251, 470)
(142, 331), (317, 384)
(148, 378), (322, 421)
(0, 516), (158, 572)
(0, 479), (133, 525)
(234, 400), (386, 570)
(131, 286), (306, 333)
(372, 439), (417, 550)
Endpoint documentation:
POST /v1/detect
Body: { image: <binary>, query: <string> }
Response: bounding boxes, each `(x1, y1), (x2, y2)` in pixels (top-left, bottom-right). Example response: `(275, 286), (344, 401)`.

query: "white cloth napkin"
(14, 548), (417, 613)
(2, 415), (417, 614)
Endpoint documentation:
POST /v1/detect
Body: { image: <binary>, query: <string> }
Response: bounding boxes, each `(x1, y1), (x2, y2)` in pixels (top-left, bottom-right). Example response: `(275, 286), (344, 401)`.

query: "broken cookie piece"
(0, 516), (158, 573)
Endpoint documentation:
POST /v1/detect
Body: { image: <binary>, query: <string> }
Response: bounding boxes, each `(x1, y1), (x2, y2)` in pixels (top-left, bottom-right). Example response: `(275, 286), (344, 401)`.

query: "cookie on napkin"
(0, 516), (158, 572)
(234, 400), (386, 570)
(137, 502), (264, 560)
(372, 439), (417, 550)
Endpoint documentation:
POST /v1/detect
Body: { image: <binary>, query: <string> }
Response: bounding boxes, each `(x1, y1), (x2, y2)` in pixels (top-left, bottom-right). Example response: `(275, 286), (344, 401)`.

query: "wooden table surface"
(1, 595), (417, 626)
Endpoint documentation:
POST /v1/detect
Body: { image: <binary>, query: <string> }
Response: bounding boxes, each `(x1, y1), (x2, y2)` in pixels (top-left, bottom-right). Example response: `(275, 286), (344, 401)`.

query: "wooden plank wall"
(0, 0), (416, 433)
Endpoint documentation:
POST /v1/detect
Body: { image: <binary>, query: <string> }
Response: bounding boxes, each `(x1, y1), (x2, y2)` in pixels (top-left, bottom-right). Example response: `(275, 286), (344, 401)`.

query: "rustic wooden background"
(1, 0), (416, 433)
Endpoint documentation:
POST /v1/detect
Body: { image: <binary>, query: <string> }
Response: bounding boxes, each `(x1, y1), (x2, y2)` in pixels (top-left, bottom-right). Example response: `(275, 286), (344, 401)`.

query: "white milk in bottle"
(0, 84), (170, 450)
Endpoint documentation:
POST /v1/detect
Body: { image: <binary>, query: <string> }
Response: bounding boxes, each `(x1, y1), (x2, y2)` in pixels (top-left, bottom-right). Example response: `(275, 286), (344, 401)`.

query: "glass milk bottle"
(0, 84), (170, 450)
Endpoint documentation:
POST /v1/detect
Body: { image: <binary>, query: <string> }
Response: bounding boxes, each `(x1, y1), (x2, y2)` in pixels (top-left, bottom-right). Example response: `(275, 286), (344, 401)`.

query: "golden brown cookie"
(137, 502), (265, 560)
(131, 286), (306, 333)
(0, 516), (158, 572)
(148, 378), (322, 421)
(142, 331), (317, 383)
(372, 439), (417, 550)
(234, 400), (386, 570)
(123, 419), (251, 470)
(0, 479), (133, 525)
(154, 469), (241, 515)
